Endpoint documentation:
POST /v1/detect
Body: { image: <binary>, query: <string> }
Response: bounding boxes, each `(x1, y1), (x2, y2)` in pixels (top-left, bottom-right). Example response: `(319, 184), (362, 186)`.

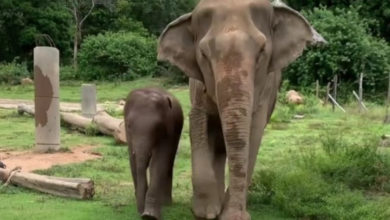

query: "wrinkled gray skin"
(124, 88), (184, 220)
(158, 0), (325, 219)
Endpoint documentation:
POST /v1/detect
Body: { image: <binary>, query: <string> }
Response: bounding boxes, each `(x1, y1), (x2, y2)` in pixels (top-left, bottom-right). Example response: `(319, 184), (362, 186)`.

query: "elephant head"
(158, 0), (324, 219)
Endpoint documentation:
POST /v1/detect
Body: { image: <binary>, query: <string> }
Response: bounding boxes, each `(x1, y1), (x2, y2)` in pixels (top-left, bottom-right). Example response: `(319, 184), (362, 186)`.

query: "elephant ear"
(158, 13), (203, 82)
(270, 0), (326, 72)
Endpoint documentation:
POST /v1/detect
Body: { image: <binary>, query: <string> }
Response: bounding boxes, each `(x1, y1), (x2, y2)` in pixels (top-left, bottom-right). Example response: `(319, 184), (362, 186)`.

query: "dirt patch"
(0, 145), (101, 172)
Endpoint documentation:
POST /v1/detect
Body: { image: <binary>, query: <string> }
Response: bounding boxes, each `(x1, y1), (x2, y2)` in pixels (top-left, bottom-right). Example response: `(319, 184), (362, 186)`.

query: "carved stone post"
(81, 84), (97, 118)
(34, 47), (60, 152)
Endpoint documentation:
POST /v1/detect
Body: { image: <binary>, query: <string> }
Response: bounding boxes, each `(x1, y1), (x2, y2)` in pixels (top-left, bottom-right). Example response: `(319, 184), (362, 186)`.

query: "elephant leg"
(134, 154), (151, 214)
(128, 146), (138, 191)
(143, 144), (172, 220)
(191, 108), (222, 219)
(161, 140), (179, 206)
(209, 116), (226, 203)
(247, 108), (270, 186)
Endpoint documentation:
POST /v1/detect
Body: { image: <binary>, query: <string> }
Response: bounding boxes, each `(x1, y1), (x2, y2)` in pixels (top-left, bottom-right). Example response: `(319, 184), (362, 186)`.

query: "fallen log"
(114, 121), (127, 144)
(61, 112), (93, 132)
(17, 104), (35, 116)
(0, 168), (94, 200)
(17, 104), (94, 132)
(93, 111), (127, 144)
(16, 105), (127, 144)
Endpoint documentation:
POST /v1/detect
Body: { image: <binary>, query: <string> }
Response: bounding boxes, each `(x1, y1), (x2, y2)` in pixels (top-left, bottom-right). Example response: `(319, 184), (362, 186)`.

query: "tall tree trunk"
(73, 26), (79, 70)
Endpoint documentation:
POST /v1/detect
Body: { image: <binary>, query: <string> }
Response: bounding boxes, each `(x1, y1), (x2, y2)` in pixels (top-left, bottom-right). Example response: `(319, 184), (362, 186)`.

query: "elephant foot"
(219, 208), (250, 220)
(142, 209), (160, 220)
(142, 202), (161, 220)
(192, 194), (222, 219)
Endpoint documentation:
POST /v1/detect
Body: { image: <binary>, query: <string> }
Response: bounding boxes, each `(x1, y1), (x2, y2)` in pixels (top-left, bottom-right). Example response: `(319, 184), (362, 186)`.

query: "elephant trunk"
(216, 72), (254, 210)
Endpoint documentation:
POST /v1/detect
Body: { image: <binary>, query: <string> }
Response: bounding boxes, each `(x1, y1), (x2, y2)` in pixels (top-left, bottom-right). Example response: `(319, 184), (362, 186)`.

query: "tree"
(285, 0), (390, 41)
(65, 0), (96, 69)
(0, 0), (72, 63)
(284, 7), (390, 97)
(130, 0), (197, 34)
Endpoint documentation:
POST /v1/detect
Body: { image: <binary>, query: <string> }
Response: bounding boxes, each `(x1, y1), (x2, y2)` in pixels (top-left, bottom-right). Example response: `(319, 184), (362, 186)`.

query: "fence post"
(81, 84), (97, 118)
(332, 75), (338, 112)
(385, 73), (390, 124)
(359, 73), (364, 113)
(34, 47), (60, 152)
(325, 82), (330, 106)
(316, 80), (320, 99)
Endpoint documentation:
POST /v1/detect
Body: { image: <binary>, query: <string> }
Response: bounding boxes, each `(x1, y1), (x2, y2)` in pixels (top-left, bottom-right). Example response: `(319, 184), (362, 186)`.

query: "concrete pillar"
(81, 84), (97, 118)
(34, 47), (60, 152)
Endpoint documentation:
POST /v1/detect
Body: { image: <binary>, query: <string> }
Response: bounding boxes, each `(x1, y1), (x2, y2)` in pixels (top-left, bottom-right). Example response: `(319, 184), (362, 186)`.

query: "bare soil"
(0, 145), (101, 172)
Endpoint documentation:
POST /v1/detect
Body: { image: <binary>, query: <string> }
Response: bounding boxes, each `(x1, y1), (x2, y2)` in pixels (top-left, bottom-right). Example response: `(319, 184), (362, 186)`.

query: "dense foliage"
(78, 31), (157, 80)
(0, 61), (29, 85)
(0, 0), (72, 62)
(129, 0), (197, 34)
(285, 8), (390, 96)
(0, 0), (388, 97)
(286, 0), (390, 41)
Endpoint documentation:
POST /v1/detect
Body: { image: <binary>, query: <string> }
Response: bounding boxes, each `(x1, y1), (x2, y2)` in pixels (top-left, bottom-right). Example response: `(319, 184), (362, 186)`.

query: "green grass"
(0, 77), (176, 102)
(0, 78), (389, 219)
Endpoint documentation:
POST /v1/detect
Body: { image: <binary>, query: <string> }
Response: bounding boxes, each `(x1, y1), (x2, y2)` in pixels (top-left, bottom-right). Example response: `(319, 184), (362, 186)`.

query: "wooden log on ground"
(17, 104), (35, 116)
(93, 111), (122, 136)
(114, 121), (127, 144)
(17, 104), (94, 132)
(15, 105), (127, 143)
(93, 111), (127, 144)
(0, 168), (94, 200)
(61, 112), (93, 132)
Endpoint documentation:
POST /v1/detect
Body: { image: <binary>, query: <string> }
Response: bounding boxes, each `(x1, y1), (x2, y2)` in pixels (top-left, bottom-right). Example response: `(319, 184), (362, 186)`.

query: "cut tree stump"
(0, 168), (94, 200)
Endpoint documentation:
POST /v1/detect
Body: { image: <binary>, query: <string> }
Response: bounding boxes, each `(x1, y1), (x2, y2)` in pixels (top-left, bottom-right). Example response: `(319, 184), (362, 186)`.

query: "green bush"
(0, 61), (30, 85)
(60, 65), (77, 81)
(317, 134), (390, 191)
(286, 0), (390, 41)
(285, 7), (390, 98)
(250, 131), (390, 219)
(272, 169), (330, 218)
(78, 31), (157, 81)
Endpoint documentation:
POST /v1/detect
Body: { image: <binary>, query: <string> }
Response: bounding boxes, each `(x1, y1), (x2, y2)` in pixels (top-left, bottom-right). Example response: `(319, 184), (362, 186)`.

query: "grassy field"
(0, 78), (389, 219)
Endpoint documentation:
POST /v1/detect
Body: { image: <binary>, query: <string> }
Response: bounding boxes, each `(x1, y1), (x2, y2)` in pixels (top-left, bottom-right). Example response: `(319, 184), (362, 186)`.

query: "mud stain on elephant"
(34, 66), (53, 127)
(215, 45), (252, 190)
(217, 75), (249, 115)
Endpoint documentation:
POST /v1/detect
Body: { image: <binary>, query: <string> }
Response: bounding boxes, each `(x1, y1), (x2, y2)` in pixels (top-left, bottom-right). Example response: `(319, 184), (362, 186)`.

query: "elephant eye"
(256, 44), (266, 62)
(260, 45), (265, 53)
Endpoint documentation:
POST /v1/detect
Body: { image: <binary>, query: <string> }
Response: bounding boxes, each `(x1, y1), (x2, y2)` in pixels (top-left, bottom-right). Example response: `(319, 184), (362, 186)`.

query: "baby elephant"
(124, 88), (184, 220)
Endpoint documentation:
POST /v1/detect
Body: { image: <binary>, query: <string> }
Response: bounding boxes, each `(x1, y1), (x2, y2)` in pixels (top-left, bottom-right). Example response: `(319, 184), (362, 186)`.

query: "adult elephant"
(158, 0), (325, 219)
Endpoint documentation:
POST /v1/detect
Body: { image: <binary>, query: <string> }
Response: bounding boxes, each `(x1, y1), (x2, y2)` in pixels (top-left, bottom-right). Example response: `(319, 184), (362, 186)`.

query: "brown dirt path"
(0, 145), (101, 172)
